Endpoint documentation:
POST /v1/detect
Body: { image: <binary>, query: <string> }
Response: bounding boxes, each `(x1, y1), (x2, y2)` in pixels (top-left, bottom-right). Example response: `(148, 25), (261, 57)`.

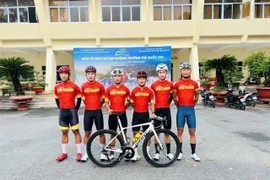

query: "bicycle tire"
(142, 129), (180, 167)
(87, 129), (125, 167)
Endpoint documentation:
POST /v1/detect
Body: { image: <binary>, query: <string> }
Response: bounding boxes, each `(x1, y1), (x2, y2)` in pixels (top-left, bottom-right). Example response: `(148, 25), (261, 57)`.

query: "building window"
(153, 0), (192, 21)
(255, 0), (270, 18)
(204, 0), (243, 19)
(0, 0), (38, 23)
(101, 0), (141, 22)
(49, 0), (89, 22)
(199, 62), (204, 77)
(42, 65), (69, 82)
(237, 61), (243, 72)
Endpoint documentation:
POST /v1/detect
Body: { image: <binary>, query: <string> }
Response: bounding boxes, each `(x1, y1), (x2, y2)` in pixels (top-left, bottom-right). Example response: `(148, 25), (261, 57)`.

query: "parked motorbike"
(199, 88), (216, 108)
(238, 86), (257, 107)
(226, 88), (246, 110)
(244, 77), (261, 86)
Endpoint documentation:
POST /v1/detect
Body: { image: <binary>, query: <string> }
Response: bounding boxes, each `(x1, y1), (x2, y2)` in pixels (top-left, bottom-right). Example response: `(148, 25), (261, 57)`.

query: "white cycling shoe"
(131, 155), (141, 162)
(100, 153), (108, 161)
(191, 153), (200, 162)
(81, 154), (88, 162)
(177, 153), (183, 160)
(108, 154), (114, 160)
(154, 153), (160, 161)
(166, 153), (174, 160)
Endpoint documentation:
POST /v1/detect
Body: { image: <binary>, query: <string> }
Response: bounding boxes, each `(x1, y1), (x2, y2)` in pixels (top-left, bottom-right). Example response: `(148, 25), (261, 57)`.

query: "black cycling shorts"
(84, 109), (104, 131)
(59, 108), (79, 131)
(132, 112), (150, 132)
(154, 108), (172, 130)
(108, 112), (128, 132)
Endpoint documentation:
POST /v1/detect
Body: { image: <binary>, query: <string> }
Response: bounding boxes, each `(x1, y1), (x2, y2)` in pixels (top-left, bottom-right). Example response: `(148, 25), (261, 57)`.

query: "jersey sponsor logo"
(84, 88), (100, 93)
(57, 87), (74, 92)
(178, 85), (195, 90)
(155, 86), (171, 91)
(110, 90), (126, 95)
(135, 92), (149, 97)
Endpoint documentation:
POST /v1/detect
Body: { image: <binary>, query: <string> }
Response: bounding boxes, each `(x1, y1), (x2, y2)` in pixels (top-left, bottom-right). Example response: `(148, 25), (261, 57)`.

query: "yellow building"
(0, 0), (270, 93)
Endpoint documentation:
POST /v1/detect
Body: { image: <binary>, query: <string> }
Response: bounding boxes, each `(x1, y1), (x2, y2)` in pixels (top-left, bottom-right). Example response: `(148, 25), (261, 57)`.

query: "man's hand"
(194, 99), (198, 106)
(151, 112), (157, 118)
(108, 109), (113, 115)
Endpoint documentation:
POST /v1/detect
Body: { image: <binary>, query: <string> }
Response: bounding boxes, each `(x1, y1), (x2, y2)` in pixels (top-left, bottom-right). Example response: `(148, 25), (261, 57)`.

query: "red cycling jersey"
(151, 80), (173, 108)
(130, 86), (154, 113)
(81, 81), (105, 110)
(173, 79), (199, 106)
(54, 81), (81, 109)
(105, 84), (130, 112)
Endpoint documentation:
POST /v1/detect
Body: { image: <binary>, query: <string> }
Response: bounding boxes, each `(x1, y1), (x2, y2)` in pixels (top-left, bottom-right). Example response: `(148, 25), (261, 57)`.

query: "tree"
(0, 57), (34, 95)
(203, 55), (239, 87)
(244, 52), (270, 87)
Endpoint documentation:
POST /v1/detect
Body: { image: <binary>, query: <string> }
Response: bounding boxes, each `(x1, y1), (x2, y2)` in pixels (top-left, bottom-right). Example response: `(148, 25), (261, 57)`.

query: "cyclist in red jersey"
(173, 62), (200, 161)
(130, 70), (156, 161)
(105, 68), (130, 160)
(54, 66), (82, 162)
(151, 63), (174, 160)
(80, 66), (106, 162)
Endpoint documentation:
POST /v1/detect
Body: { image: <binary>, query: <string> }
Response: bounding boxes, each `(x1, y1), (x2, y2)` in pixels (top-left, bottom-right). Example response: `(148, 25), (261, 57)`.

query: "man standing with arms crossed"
(130, 70), (156, 161)
(80, 66), (106, 162)
(105, 68), (130, 160)
(173, 62), (200, 161)
(54, 66), (82, 162)
(151, 63), (174, 160)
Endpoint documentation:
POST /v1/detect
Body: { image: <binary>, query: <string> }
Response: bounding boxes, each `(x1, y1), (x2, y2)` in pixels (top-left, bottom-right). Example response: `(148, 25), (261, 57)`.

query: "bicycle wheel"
(87, 129), (125, 167)
(142, 129), (180, 167)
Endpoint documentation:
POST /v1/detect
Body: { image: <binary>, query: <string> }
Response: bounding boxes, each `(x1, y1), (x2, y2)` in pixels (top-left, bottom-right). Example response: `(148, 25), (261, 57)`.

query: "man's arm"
(76, 97), (81, 111)
(55, 98), (60, 109)
(194, 89), (199, 106)
(172, 90), (178, 107)
(125, 100), (130, 109)
(168, 92), (173, 105)
(105, 101), (112, 115)
(100, 98), (105, 106)
(150, 103), (157, 117)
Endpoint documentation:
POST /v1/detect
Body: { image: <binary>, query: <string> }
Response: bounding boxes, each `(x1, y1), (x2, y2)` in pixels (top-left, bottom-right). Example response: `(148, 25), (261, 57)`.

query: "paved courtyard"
(1, 104), (270, 180)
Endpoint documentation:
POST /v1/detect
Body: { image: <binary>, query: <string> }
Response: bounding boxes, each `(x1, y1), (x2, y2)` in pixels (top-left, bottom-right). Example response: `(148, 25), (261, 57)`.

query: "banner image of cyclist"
(80, 66), (106, 162)
(173, 62), (200, 162)
(105, 68), (130, 160)
(130, 70), (156, 162)
(150, 63), (174, 161)
(54, 66), (82, 162)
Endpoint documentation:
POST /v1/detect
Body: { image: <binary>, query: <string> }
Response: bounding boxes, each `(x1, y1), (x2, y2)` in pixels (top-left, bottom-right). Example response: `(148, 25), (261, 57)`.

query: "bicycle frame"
(104, 116), (164, 153)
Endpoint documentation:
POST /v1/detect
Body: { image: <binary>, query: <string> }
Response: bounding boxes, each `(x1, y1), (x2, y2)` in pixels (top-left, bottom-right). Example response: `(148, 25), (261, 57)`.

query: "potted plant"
(200, 76), (212, 91)
(33, 71), (46, 95)
(203, 55), (239, 105)
(0, 57), (34, 110)
(224, 70), (244, 90)
(244, 52), (270, 103)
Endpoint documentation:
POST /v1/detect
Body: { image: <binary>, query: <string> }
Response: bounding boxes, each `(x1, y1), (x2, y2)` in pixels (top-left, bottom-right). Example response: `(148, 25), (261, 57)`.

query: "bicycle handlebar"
(111, 112), (125, 116)
(148, 116), (167, 122)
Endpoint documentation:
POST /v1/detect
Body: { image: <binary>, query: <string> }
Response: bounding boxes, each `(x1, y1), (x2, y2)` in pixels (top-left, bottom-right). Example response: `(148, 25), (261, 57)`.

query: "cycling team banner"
(73, 46), (171, 90)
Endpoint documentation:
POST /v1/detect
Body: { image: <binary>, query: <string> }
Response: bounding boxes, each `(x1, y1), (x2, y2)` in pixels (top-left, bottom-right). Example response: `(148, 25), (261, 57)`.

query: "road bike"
(86, 112), (180, 168)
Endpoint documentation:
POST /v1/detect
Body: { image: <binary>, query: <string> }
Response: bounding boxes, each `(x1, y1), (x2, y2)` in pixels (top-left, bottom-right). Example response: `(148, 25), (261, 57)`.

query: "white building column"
(189, 44), (200, 81)
(250, 0), (255, 19)
(45, 47), (56, 94)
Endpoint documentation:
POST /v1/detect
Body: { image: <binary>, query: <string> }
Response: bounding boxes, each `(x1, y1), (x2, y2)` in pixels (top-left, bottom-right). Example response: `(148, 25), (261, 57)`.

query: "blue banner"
(74, 46), (171, 89)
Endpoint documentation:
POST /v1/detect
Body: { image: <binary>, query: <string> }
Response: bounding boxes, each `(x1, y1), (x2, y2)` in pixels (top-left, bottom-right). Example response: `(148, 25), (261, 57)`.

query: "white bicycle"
(86, 113), (180, 167)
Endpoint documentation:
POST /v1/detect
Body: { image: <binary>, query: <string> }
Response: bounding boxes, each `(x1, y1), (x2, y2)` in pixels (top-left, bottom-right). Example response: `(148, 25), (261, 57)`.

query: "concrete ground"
(0, 104), (270, 180)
